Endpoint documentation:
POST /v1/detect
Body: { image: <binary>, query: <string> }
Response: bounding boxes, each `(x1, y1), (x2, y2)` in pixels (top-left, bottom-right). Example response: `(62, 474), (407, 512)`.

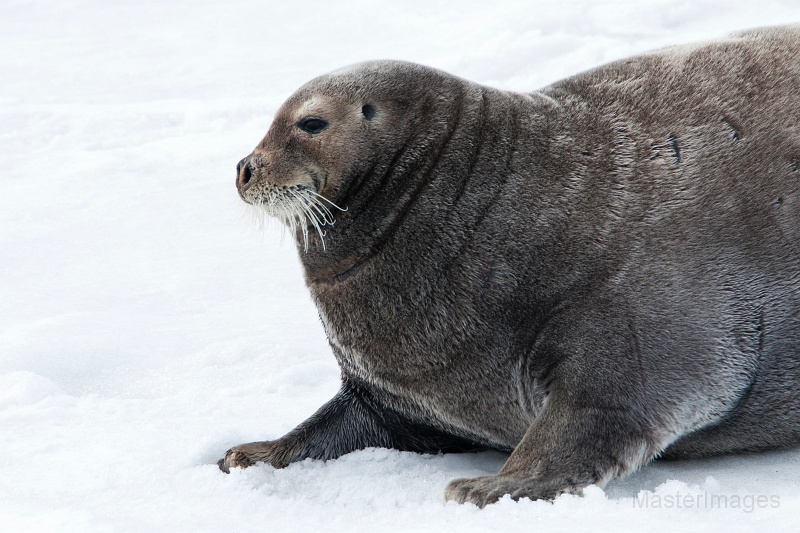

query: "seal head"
(236, 62), (468, 253)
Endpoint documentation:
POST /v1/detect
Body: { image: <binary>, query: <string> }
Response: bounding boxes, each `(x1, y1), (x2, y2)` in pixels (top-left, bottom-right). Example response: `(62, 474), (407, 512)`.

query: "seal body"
(221, 25), (800, 506)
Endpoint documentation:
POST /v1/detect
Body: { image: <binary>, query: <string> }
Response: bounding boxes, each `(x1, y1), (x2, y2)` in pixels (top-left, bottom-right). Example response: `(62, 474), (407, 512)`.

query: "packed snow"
(3, 0), (800, 531)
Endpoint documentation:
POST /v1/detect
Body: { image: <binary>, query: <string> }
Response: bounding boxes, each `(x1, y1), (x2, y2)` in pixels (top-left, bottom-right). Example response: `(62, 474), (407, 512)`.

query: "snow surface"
(3, 0), (800, 531)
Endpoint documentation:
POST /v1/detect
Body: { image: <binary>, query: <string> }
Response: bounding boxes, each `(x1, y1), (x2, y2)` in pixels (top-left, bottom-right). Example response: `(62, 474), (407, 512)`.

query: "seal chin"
(246, 183), (346, 252)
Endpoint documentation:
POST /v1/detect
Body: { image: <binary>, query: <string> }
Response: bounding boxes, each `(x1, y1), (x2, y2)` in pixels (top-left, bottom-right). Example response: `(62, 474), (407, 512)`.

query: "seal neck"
(298, 87), (563, 285)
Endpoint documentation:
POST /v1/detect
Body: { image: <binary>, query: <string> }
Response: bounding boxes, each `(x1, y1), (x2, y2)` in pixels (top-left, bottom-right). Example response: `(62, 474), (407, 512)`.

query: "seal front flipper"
(444, 393), (663, 507)
(445, 301), (686, 507)
(218, 381), (394, 473)
(218, 380), (487, 473)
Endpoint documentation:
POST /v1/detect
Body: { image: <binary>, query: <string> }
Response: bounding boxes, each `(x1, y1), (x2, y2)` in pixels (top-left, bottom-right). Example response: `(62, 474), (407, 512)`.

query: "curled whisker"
(287, 188), (326, 251)
(307, 190), (348, 212)
(286, 194), (310, 252)
(246, 184), (346, 252)
(302, 194), (336, 226)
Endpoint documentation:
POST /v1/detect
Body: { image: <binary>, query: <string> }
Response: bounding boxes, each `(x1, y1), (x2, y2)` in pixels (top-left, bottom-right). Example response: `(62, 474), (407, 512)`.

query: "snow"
(2, 0), (800, 531)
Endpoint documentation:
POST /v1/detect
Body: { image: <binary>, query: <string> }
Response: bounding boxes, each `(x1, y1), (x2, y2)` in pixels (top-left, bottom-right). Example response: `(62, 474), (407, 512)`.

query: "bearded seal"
(219, 25), (800, 507)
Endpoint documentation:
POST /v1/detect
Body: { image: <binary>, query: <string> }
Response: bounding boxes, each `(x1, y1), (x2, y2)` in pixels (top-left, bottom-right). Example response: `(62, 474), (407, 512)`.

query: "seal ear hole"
(361, 104), (376, 120)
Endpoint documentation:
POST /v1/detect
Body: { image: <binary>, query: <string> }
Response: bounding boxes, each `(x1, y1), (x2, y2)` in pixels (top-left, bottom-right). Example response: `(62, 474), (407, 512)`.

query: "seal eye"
(299, 118), (328, 134)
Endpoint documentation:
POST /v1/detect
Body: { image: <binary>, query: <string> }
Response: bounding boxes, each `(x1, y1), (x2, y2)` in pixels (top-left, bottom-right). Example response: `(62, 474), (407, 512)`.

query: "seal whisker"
(278, 191), (303, 248)
(290, 191), (314, 251)
(292, 188), (328, 225)
(286, 195), (310, 252)
(250, 186), (331, 252)
(306, 199), (332, 232)
(307, 190), (348, 213)
(303, 194), (336, 225)
(291, 187), (338, 225)
(288, 188), (328, 251)
(273, 195), (292, 246)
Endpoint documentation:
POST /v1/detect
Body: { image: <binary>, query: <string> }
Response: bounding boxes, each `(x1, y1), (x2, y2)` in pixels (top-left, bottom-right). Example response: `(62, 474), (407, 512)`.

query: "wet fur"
(222, 25), (800, 507)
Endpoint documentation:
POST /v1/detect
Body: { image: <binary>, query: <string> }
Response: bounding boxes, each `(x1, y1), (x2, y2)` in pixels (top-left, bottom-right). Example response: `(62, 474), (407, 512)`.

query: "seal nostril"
(242, 164), (252, 186)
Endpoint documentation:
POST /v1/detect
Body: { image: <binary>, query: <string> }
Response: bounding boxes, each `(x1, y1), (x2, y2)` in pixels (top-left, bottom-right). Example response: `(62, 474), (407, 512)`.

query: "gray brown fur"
(221, 25), (800, 507)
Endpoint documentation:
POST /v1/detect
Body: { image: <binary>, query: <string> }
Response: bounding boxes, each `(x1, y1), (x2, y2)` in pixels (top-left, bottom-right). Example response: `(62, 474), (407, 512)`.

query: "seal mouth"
(247, 184), (345, 252)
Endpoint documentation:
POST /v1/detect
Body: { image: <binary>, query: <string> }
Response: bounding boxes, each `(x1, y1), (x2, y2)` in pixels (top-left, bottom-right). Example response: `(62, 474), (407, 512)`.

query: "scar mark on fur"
(667, 134), (681, 165)
(722, 118), (741, 141)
